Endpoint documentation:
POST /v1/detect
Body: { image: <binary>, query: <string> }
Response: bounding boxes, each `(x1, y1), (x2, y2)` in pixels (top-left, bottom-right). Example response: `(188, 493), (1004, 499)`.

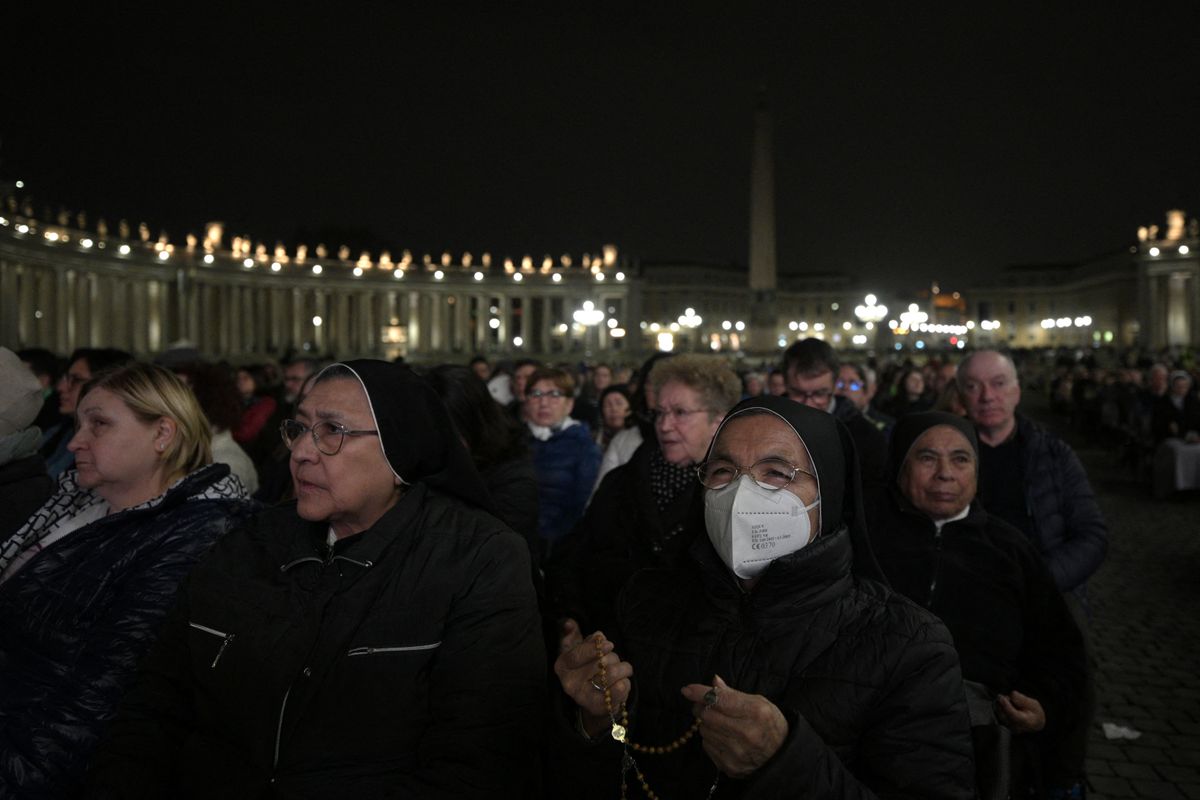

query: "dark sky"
(5, 4), (1200, 290)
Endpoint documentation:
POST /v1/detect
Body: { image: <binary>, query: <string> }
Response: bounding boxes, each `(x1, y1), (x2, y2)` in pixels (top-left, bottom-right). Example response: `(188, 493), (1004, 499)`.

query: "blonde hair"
(80, 362), (213, 483)
(647, 355), (742, 418)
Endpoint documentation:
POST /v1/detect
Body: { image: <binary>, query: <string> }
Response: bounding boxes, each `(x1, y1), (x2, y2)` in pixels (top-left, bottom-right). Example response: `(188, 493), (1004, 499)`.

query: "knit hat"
(0, 347), (44, 437)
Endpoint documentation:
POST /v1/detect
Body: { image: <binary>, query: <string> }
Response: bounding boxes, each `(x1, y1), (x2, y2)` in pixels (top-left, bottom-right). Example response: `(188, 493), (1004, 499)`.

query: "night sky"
(5, 4), (1200, 290)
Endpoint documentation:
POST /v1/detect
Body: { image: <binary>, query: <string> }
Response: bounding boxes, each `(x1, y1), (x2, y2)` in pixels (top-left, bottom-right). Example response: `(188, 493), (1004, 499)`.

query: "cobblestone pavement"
(1034, 406), (1200, 799)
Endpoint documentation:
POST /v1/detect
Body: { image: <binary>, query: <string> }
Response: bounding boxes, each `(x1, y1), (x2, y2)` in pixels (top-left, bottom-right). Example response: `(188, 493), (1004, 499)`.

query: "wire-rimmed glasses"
(280, 419), (378, 456)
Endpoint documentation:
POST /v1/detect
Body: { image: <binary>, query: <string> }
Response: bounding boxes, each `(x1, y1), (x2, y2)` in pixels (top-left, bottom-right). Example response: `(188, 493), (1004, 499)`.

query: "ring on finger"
(589, 674), (606, 692)
(703, 686), (719, 708)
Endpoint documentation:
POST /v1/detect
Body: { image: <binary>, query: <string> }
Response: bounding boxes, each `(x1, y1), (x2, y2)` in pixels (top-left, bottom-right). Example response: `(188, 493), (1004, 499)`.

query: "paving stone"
(1157, 765), (1200, 783)
(1091, 775), (1135, 796)
(1134, 781), (1186, 800)
(1177, 784), (1200, 800)
(1089, 759), (1116, 776)
(1124, 747), (1173, 764)
(1113, 761), (1161, 780)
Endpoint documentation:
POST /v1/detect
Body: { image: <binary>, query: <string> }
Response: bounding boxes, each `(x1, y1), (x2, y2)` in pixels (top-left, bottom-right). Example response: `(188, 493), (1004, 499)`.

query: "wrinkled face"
(653, 380), (723, 467)
(959, 353), (1021, 433)
(900, 425), (977, 520)
(236, 369), (256, 399)
(283, 363), (314, 403)
(592, 366), (612, 392)
(836, 365), (868, 410)
(290, 378), (399, 536)
(601, 391), (631, 430)
(525, 378), (573, 428)
(904, 372), (925, 397)
(708, 414), (821, 542)
(768, 372), (786, 396)
(513, 364), (537, 401)
(69, 388), (169, 504)
(57, 358), (92, 415)
(785, 368), (836, 412)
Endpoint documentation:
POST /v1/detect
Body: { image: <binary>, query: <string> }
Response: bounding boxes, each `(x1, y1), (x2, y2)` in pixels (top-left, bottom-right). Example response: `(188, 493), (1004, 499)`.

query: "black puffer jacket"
(87, 483), (545, 799)
(0, 464), (251, 799)
(0, 452), (54, 540)
(870, 494), (1086, 740)
(552, 529), (976, 799)
(547, 441), (705, 636)
(1009, 416), (1107, 596)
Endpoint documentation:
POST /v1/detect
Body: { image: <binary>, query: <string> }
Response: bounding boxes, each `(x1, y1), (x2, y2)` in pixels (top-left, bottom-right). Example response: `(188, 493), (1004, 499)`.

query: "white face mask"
(704, 475), (821, 579)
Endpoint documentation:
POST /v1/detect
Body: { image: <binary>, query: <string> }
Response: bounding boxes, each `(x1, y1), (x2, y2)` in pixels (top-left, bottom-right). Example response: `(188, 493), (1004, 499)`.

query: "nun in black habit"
(88, 360), (546, 798)
(550, 396), (975, 799)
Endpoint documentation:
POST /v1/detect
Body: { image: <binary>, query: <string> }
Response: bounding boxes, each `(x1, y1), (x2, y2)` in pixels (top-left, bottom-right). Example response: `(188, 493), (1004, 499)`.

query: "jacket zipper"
(926, 527), (944, 606)
(188, 622), (236, 668)
(273, 685), (291, 771)
(346, 642), (441, 656)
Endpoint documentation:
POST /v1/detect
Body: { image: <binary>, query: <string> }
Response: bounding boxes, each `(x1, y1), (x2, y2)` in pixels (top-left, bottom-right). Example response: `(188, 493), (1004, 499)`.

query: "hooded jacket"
(0, 463), (251, 799)
(549, 397), (975, 799)
(87, 361), (545, 798)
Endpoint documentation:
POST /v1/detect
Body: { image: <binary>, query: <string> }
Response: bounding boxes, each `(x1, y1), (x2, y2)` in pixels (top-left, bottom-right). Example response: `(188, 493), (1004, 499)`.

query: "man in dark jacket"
(959, 350), (1106, 798)
(781, 339), (888, 497)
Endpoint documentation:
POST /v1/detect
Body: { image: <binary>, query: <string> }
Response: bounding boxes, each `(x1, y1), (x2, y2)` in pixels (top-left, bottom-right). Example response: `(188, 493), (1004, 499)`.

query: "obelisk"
(748, 94), (778, 351)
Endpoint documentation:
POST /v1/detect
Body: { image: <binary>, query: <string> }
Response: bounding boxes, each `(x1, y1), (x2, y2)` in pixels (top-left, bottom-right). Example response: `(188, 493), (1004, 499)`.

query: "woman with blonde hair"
(0, 362), (253, 797)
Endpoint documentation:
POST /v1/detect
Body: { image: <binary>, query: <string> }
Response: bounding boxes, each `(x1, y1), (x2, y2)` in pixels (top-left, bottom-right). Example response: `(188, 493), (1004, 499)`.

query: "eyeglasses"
(280, 419), (379, 456)
(835, 380), (863, 393)
(696, 457), (815, 491)
(649, 407), (708, 425)
(526, 389), (567, 400)
(788, 388), (833, 403)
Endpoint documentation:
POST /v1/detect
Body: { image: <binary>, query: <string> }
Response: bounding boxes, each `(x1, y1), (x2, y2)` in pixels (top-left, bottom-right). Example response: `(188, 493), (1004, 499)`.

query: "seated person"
(869, 411), (1085, 797)
(0, 363), (252, 796)
(88, 361), (545, 797)
(551, 396), (975, 798)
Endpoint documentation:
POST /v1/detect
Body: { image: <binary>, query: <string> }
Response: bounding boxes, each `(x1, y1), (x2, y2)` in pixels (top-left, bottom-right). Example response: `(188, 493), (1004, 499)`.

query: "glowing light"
(595, 272), (605, 282)
(734, 320), (746, 331)
(1041, 319), (1055, 329)
(721, 320), (732, 331)
(831, 302), (840, 311)
(118, 243), (131, 255)
(966, 320), (976, 329)
(852, 334), (868, 345)
(610, 327), (626, 338)
(81, 238), (94, 249)
(513, 336), (524, 347)
(353, 267), (363, 277)
(788, 321), (798, 331)
(657, 332), (675, 352)
(45, 231), (60, 242)
(842, 321), (852, 331)
(157, 251), (170, 261)
(915, 340), (926, 349)
(473, 271), (484, 281)
(813, 323), (826, 332)
(798, 322), (809, 332)
(393, 268), (404, 279)
(14, 180), (24, 189)
(513, 273), (523, 282)
(434, 270), (444, 280)
(0, 217), (7, 226)
(616, 272), (626, 281)
(573, 301), (605, 326)
(1149, 247), (1161, 256)
(202, 253), (214, 264)
(607, 318), (618, 329)
(552, 273), (562, 283)
(312, 316), (323, 327)
(488, 318), (501, 330)
(312, 264), (323, 275)
(1180, 245), (1191, 255)
(271, 262), (282, 272)
(243, 258), (255, 268)
(16, 224), (31, 234)
(778, 337), (788, 348)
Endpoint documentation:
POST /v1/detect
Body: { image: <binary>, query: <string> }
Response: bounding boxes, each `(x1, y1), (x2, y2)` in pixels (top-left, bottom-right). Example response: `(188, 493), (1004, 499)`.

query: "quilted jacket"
(0, 463), (252, 799)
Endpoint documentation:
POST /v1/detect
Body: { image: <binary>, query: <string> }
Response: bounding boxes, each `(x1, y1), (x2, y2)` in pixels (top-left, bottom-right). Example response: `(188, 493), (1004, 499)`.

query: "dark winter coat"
(550, 529), (976, 799)
(0, 464), (251, 799)
(86, 483), (545, 799)
(1151, 392), (1200, 442)
(480, 454), (541, 565)
(832, 399), (888, 496)
(0, 453), (54, 540)
(870, 493), (1086, 740)
(991, 416), (1108, 596)
(529, 422), (601, 545)
(547, 440), (705, 636)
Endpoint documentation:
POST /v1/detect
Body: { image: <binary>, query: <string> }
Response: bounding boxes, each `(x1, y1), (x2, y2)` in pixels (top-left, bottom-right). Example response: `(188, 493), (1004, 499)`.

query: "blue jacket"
(1015, 415), (1108, 596)
(0, 464), (253, 799)
(529, 422), (600, 544)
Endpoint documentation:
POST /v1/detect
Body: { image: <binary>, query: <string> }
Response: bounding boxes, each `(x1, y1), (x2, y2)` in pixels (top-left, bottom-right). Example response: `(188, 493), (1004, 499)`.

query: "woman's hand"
(554, 618), (633, 739)
(681, 675), (789, 778)
(997, 690), (1046, 733)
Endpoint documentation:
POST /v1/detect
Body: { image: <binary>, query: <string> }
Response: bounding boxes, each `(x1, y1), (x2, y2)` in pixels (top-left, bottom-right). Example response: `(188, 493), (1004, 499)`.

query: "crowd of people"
(2, 336), (1184, 797)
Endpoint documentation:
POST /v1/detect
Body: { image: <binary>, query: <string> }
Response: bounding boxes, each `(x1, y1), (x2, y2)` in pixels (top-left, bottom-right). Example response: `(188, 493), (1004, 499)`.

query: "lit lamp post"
(676, 307), (702, 351)
(572, 300), (605, 353)
(854, 294), (888, 349)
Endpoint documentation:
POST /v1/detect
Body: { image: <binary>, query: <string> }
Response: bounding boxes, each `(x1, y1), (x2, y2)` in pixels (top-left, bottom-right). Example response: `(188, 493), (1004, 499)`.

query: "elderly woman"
(524, 366), (602, 550)
(868, 412), (1085, 798)
(0, 363), (252, 797)
(548, 355), (741, 636)
(550, 396), (975, 798)
(88, 360), (545, 797)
